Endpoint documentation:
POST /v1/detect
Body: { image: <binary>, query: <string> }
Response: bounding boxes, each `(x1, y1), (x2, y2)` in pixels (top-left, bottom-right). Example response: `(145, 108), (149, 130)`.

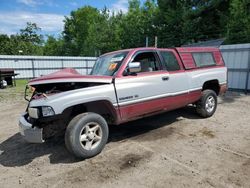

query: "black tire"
(196, 89), (217, 118)
(65, 112), (109, 159)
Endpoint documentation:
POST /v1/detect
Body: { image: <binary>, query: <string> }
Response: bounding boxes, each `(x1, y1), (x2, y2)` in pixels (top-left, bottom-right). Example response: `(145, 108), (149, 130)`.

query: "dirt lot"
(0, 89), (250, 188)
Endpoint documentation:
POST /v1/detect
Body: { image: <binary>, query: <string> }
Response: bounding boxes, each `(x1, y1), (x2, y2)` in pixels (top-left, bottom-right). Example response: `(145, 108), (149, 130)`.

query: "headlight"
(28, 108), (39, 119)
(41, 106), (55, 117)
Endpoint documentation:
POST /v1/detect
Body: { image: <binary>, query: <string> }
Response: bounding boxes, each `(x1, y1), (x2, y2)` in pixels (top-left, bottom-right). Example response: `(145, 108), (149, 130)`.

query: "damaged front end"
(19, 68), (113, 143)
(25, 81), (106, 101)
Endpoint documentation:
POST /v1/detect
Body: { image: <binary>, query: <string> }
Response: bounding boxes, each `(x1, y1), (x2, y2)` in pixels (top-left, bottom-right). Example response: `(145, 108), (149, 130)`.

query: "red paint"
(219, 83), (227, 95)
(29, 68), (112, 84)
(184, 65), (225, 72)
(114, 106), (122, 125)
(188, 90), (202, 103)
(176, 47), (219, 53)
(100, 49), (132, 56)
(213, 51), (225, 66)
(176, 47), (225, 70)
(115, 47), (225, 77)
(118, 89), (201, 123)
(178, 53), (196, 69)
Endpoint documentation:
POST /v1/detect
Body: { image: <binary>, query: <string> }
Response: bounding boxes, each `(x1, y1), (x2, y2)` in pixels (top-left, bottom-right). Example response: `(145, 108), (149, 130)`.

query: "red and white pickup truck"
(19, 47), (227, 159)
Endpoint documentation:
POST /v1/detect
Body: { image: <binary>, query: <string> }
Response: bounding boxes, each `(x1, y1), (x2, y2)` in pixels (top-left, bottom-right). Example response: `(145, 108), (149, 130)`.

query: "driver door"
(115, 50), (170, 121)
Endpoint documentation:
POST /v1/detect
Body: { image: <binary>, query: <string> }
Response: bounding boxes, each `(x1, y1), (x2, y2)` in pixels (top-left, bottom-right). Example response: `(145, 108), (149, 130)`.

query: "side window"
(132, 52), (161, 72)
(192, 52), (216, 67)
(160, 51), (180, 71)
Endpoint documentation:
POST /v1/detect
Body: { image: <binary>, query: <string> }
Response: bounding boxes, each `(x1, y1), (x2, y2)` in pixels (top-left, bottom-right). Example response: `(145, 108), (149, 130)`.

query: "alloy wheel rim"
(79, 122), (102, 150)
(205, 96), (215, 113)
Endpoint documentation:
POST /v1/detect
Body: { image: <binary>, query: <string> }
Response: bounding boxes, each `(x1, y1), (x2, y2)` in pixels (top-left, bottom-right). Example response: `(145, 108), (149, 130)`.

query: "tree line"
(0, 0), (249, 56)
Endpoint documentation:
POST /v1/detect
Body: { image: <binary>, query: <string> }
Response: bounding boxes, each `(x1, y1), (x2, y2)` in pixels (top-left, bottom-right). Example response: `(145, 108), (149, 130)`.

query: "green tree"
(0, 23), (43, 55)
(0, 34), (43, 55)
(183, 0), (230, 43)
(83, 7), (122, 55)
(20, 22), (43, 45)
(119, 0), (158, 48)
(156, 0), (231, 46)
(9, 35), (43, 55)
(156, 0), (187, 47)
(120, 0), (144, 48)
(226, 0), (250, 43)
(43, 36), (64, 56)
(63, 6), (127, 56)
(0, 34), (11, 54)
(63, 6), (104, 56)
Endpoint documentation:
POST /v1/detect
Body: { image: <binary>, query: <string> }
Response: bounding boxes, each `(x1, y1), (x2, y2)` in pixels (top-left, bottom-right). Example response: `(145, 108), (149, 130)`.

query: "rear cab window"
(192, 52), (216, 67)
(160, 51), (180, 71)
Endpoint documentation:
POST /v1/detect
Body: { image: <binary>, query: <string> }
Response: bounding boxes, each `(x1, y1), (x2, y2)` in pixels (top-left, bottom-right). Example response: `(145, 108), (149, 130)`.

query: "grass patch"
(0, 79), (30, 101)
(15, 79), (29, 93)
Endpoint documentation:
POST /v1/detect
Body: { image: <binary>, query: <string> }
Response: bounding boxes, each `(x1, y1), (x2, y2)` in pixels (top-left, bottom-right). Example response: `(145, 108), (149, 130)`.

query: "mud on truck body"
(19, 47), (227, 159)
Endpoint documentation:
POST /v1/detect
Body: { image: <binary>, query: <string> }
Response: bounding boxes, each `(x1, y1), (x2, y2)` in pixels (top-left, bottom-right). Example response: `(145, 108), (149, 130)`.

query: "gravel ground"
(0, 91), (249, 188)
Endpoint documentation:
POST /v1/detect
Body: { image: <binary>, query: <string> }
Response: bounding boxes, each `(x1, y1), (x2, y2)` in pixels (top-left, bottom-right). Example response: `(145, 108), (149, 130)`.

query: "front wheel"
(65, 112), (109, 159)
(196, 89), (217, 118)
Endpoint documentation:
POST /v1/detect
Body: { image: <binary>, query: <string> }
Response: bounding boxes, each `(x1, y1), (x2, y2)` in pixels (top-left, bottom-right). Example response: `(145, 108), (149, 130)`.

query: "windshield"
(90, 51), (129, 76)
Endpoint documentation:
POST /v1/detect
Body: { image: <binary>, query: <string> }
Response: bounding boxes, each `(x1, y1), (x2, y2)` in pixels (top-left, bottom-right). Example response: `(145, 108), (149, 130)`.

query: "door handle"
(162, 76), (169, 81)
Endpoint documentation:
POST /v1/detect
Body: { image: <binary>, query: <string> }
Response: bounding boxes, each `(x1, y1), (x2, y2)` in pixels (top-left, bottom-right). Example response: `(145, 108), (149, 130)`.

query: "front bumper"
(19, 113), (44, 143)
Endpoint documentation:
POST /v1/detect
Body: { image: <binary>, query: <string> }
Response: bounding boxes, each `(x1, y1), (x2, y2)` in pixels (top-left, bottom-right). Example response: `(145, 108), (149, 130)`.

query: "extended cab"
(19, 47), (227, 158)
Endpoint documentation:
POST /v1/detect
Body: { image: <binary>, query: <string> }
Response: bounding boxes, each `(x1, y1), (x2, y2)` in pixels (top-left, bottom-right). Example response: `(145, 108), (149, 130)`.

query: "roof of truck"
(102, 47), (220, 56)
(176, 47), (220, 53)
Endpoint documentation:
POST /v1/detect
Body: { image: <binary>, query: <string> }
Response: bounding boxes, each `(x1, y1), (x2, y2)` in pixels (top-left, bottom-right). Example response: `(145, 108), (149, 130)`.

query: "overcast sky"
(0, 0), (145, 36)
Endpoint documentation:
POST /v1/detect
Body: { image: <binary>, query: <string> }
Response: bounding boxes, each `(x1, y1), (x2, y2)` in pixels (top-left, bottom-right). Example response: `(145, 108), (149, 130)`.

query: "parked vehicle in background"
(0, 80), (7, 89)
(19, 47), (227, 159)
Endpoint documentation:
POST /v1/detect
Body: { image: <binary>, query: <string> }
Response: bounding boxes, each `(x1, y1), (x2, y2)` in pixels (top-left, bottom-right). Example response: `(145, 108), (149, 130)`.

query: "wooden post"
(245, 50), (250, 93)
(31, 59), (35, 78)
(155, 36), (158, 48)
(146, 37), (149, 47)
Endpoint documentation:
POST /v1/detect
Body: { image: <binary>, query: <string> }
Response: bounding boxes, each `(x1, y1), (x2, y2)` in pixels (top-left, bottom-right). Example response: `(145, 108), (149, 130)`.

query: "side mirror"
(128, 62), (141, 73)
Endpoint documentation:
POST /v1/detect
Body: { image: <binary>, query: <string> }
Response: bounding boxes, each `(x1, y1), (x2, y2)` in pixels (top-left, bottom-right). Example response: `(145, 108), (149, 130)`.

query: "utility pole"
(145, 37), (149, 47)
(155, 36), (158, 48)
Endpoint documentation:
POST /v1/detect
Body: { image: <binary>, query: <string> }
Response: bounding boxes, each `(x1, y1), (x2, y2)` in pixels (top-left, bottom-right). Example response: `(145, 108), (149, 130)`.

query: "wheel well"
(202, 80), (220, 95)
(62, 100), (118, 125)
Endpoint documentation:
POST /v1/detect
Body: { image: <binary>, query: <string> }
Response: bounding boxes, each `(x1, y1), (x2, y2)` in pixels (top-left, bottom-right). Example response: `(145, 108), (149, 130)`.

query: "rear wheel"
(65, 113), (109, 159)
(196, 89), (217, 118)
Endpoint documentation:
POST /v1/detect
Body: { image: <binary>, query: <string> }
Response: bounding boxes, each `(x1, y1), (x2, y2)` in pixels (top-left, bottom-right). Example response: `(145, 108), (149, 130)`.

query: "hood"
(29, 68), (113, 86)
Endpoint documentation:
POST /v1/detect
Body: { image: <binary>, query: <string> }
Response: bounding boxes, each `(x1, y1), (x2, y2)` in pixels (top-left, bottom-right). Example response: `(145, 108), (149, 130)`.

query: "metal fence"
(0, 43), (250, 92)
(220, 43), (250, 93)
(0, 55), (97, 79)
